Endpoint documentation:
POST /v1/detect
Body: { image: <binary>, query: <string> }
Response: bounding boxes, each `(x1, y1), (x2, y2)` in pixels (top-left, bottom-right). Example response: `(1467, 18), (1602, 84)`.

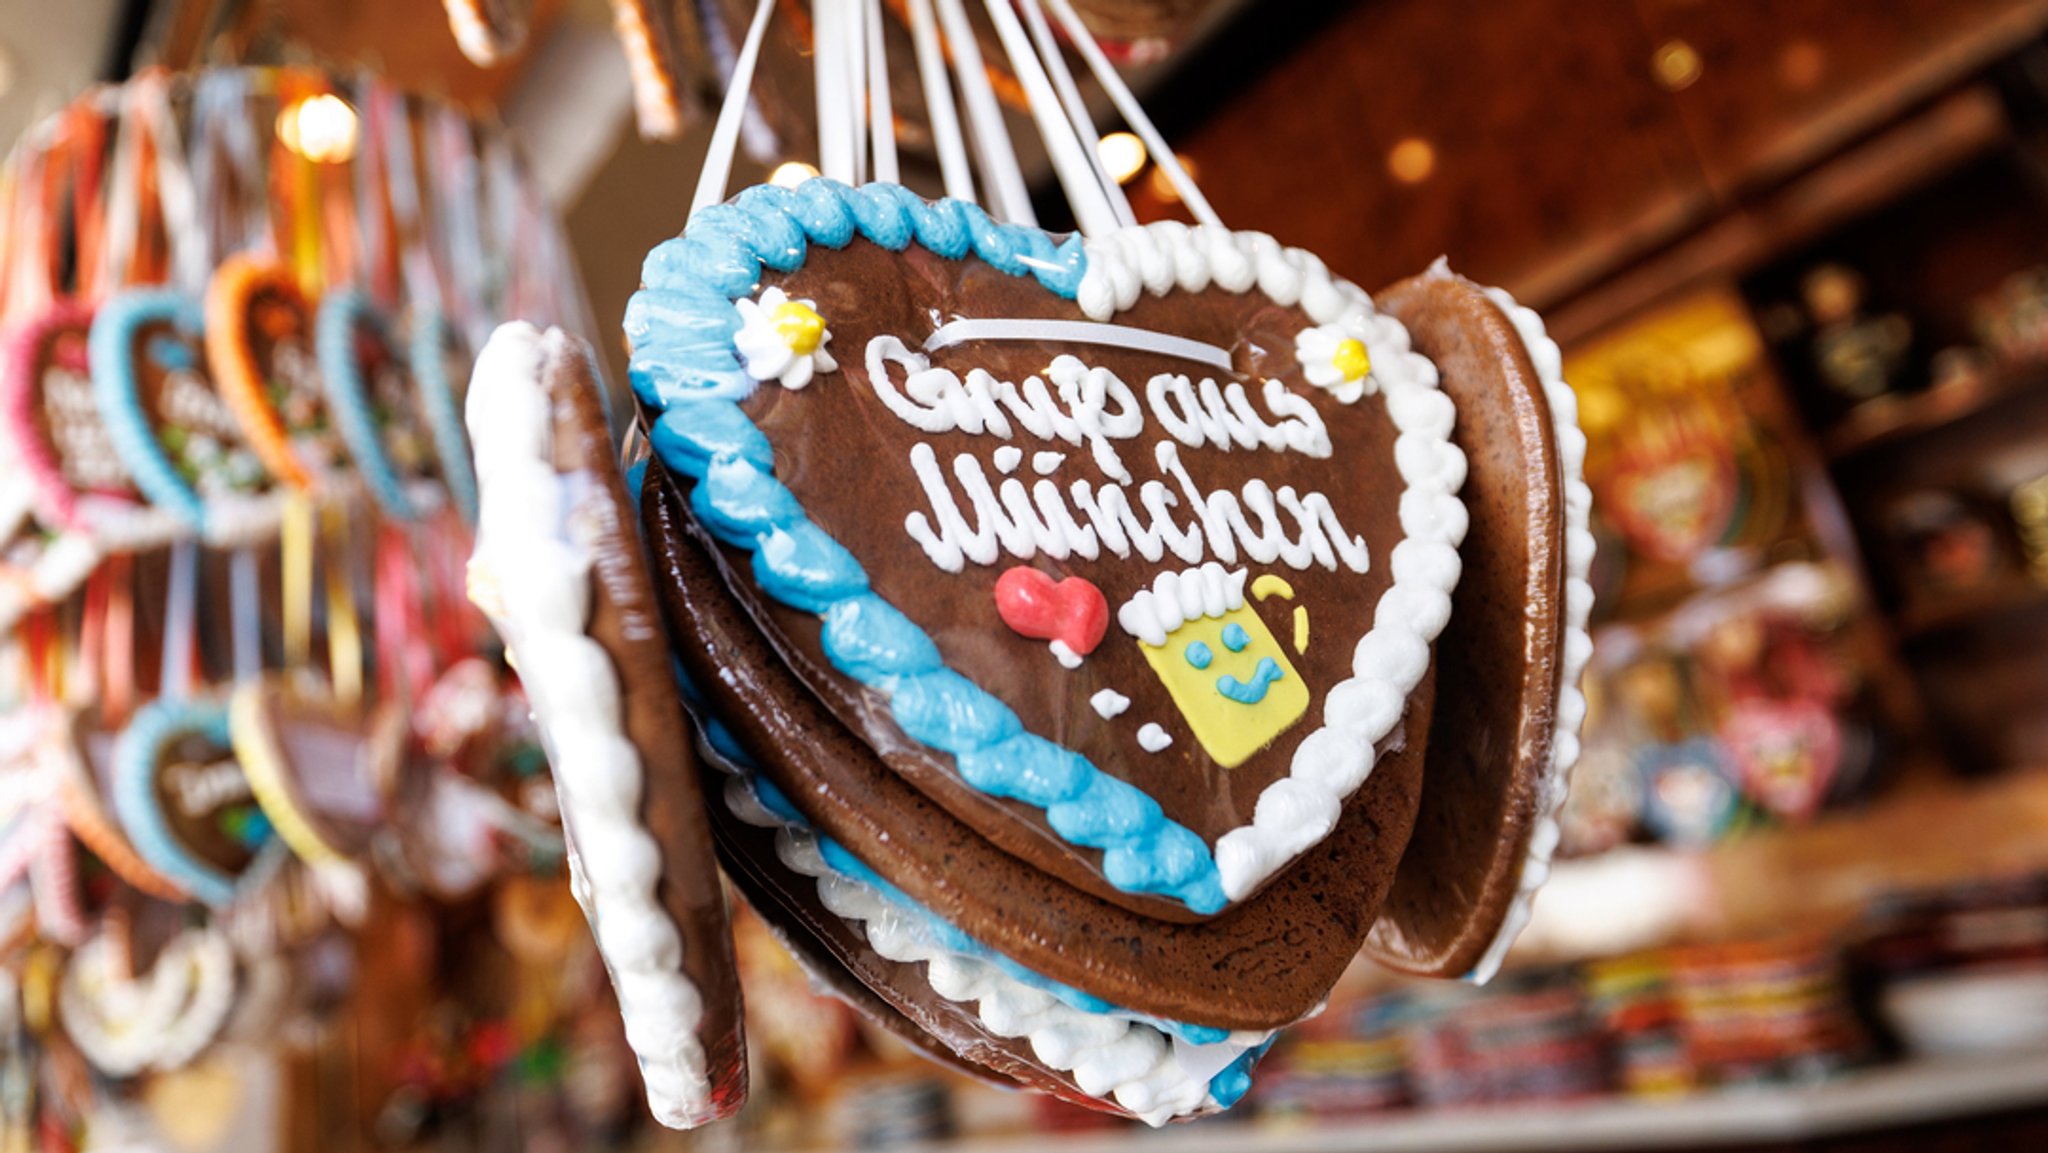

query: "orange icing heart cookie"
(204, 255), (343, 491)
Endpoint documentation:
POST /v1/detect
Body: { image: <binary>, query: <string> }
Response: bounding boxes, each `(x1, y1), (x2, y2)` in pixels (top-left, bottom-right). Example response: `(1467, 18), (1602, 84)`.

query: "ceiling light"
(1097, 132), (1147, 185)
(770, 161), (821, 189)
(1387, 138), (1436, 185)
(277, 94), (359, 164)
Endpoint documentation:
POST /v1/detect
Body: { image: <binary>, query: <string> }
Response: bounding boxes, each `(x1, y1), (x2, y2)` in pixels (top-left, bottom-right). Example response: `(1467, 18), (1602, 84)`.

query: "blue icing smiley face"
(1217, 657), (1286, 705)
(1180, 628), (1287, 705)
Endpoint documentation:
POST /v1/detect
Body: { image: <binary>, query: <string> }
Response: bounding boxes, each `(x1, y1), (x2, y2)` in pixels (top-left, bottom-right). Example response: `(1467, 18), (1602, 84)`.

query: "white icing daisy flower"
(1295, 320), (1378, 404)
(733, 287), (839, 389)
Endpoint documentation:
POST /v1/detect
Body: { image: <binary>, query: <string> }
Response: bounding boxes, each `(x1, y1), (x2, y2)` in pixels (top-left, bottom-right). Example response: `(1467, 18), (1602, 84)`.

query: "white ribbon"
(864, 0), (899, 184)
(924, 317), (1232, 371)
(690, 0), (778, 216)
(1018, 0), (1135, 229)
(980, 0), (1118, 237)
(1043, 0), (1223, 231)
(935, 0), (1034, 224)
(905, 0), (975, 203)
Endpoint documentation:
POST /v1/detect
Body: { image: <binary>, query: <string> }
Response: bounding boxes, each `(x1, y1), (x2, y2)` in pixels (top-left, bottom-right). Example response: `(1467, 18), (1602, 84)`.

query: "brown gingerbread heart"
(466, 323), (746, 1128)
(628, 188), (1466, 923)
(643, 463), (1432, 1033)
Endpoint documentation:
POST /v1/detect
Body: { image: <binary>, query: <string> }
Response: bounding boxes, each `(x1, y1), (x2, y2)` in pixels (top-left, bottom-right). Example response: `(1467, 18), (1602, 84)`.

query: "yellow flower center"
(770, 301), (827, 356)
(1331, 337), (1372, 383)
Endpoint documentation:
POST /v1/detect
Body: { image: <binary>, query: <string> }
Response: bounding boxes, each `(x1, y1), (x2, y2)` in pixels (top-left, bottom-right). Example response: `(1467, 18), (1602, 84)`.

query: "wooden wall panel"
(1637, 0), (2048, 195)
(1166, 0), (1710, 297)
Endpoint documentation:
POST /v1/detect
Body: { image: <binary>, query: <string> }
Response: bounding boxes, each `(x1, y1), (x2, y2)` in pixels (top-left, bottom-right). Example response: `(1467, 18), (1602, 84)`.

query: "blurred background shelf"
(1897, 576), (2048, 639)
(1822, 361), (2048, 459)
(867, 1049), (2048, 1153)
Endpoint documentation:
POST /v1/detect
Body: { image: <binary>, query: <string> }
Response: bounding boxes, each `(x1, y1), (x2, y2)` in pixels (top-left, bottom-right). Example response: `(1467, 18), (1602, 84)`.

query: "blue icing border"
(409, 307), (479, 525)
(317, 288), (419, 521)
(90, 288), (211, 531)
(111, 697), (272, 908)
(628, 179), (1224, 915)
(673, 669), (1264, 1101)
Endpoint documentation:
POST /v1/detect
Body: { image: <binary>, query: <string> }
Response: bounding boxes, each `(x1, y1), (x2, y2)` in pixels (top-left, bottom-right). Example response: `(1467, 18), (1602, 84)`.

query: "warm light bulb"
(1097, 132), (1147, 185)
(1387, 138), (1436, 184)
(277, 94), (359, 164)
(770, 161), (821, 189)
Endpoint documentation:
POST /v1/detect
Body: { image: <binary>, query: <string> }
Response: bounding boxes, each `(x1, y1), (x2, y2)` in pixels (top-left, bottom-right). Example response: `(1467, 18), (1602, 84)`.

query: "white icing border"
(1466, 279), (1595, 983)
(465, 322), (715, 1126)
(1116, 563), (1246, 647)
(1077, 222), (1469, 902)
(700, 735), (1264, 1126)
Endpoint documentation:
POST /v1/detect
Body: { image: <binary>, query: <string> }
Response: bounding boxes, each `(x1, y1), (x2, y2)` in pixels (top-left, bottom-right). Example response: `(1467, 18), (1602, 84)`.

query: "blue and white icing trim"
(319, 288), (440, 522)
(90, 290), (211, 531)
(465, 322), (718, 1126)
(111, 697), (272, 909)
(1466, 279), (1595, 984)
(410, 307), (479, 525)
(626, 180), (1466, 910)
(89, 288), (282, 547)
(680, 676), (1268, 1124)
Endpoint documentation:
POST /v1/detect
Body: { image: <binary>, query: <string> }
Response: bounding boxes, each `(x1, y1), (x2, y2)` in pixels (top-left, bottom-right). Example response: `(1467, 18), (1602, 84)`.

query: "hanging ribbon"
(320, 501), (362, 709)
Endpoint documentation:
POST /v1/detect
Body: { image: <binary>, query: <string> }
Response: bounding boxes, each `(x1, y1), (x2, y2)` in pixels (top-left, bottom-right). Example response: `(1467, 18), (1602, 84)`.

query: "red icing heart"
(994, 567), (1109, 657)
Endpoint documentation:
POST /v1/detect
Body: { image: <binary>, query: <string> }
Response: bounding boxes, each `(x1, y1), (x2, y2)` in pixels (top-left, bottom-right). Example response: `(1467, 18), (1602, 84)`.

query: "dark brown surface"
(1639, 0), (2048, 195)
(1162, 0), (1709, 310)
(1145, 0), (2048, 321)
(154, 731), (256, 875)
(644, 464), (1430, 1030)
(533, 330), (748, 1118)
(729, 237), (1409, 917)
(1366, 272), (1566, 978)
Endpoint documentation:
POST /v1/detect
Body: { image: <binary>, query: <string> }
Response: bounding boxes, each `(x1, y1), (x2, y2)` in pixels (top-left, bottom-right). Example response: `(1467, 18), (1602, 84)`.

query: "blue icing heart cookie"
(627, 179), (1465, 920)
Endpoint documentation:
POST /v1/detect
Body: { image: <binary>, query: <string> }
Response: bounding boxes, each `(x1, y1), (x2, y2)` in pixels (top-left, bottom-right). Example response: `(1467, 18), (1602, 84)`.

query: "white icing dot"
(993, 445), (1024, 473)
(1049, 640), (1083, 669)
(1032, 451), (1066, 475)
(1090, 689), (1131, 719)
(1137, 723), (1173, 753)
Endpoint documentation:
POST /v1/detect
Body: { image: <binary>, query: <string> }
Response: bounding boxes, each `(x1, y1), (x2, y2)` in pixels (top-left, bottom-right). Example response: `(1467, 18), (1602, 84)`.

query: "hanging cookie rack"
(0, 65), (594, 1096)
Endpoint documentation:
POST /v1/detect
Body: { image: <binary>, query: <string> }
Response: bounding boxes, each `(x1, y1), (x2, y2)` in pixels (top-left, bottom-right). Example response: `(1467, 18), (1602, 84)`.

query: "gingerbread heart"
(1638, 738), (1739, 846)
(230, 678), (406, 865)
(467, 324), (746, 1127)
(205, 256), (343, 490)
(627, 180), (1465, 919)
(682, 658), (1271, 1123)
(4, 301), (183, 552)
(112, 698), (278, 908)
(90, 287), (278, 543)
(318, 289), (441, 520)
(1604, 400), (1737, 565)
(1362, 270), (1594, 983)
(409, 307), (480, 524)
(1721, 696), (1841, 821)
(45, 706), (189, 900)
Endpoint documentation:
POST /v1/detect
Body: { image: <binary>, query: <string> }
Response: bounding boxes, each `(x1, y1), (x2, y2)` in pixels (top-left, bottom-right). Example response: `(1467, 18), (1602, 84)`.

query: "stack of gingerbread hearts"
(463, 0), (1591, 1130)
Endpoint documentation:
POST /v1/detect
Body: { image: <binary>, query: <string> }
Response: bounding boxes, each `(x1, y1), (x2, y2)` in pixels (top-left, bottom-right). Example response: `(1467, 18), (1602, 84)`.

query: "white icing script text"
(867, 337), (1370, 575)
